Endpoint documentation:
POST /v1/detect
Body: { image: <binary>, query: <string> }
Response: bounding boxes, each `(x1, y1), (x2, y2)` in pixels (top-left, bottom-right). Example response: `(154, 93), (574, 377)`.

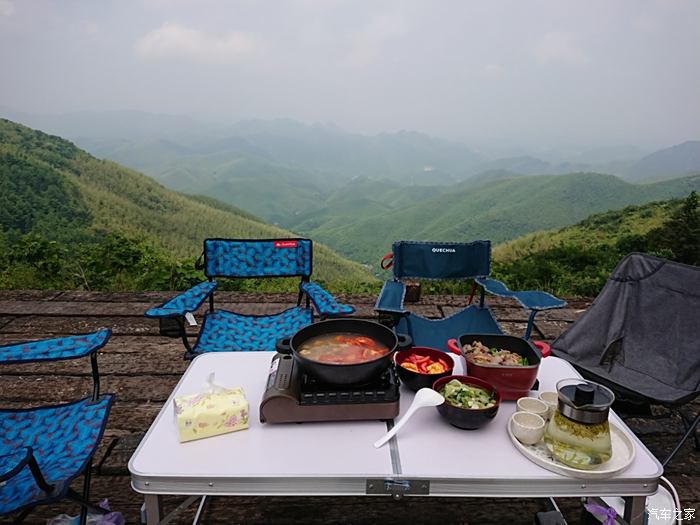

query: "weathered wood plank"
(493, 322), (529, 337)
(533, 320), (572, 340)
(97, 433), (145, 475)
(0, 315), (161, 335)
(0, 315), (16, 331)
(0, 334), (182, 353)
(0, 351), (190, 375)
(441, 305), (530, 322)
(539, 307), (588, 323)
(0, 289), (381, 305)
(0, 300), (336, 316)
(441, 305), (584, 325)
(0, 290), (65, 301)
(0, 375), (181, 403)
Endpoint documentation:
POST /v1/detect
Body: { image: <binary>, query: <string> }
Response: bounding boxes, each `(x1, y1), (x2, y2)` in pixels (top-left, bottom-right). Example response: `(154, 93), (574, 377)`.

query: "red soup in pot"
(297, 333), (390, 364)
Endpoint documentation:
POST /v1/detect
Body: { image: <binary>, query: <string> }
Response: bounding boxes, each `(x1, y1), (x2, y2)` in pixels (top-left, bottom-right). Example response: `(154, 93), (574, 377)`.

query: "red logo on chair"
(274, 240), (298, 249)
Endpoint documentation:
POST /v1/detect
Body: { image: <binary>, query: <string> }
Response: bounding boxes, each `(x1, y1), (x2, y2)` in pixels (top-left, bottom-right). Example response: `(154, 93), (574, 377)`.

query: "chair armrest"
(476, 277), (566, 310)
(145, 281), (218, 318)
(0, 329), (111, 365)
(374, 280), (408, 314)
(300, 281), (355, 317)
(0, 447), (53, 493)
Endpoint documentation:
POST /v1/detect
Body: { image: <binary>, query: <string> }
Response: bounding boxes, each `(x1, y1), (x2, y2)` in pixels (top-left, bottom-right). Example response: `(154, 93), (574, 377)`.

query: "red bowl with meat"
(447, 334), (541, 400)
(393, 346), (454, 391)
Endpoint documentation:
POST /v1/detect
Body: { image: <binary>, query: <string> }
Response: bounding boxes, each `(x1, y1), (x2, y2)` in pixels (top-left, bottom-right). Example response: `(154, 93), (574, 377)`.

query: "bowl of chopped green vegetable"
(432, 375), (500, 430)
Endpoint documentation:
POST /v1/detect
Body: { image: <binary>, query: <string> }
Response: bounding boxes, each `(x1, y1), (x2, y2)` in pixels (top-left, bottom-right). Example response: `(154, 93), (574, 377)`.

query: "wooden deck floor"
(0, 290), (697, 524)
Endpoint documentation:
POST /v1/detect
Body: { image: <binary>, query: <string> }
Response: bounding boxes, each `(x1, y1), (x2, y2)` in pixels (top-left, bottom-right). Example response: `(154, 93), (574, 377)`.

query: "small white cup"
(516, 397), (549, 420)
(511, 412), (546, 445)
(538, 391), (558, 420)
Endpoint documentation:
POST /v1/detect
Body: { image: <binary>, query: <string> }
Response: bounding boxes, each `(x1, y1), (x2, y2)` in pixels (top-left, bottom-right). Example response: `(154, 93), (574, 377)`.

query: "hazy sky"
(1, 0), (698, 151)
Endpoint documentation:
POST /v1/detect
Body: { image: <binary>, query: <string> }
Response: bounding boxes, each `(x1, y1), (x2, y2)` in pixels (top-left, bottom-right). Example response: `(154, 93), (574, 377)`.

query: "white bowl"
(511, 412), (546, 445)
(537, 391), (558, 420)
(516, 396), (549, 419)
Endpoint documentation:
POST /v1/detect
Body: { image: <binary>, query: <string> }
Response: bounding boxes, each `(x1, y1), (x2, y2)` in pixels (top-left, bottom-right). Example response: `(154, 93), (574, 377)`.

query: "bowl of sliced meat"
(446, 334), (541, 400)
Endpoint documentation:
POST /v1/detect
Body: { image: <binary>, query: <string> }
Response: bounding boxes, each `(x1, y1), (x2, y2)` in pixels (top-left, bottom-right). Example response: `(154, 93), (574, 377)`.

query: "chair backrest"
(552, 252), (700, 405)
(203, 238), (313, 279)
(391, 240), (491, 280)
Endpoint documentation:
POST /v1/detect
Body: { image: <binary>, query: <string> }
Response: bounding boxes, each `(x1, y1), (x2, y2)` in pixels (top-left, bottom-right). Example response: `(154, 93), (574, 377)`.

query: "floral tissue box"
(174, 384), (249, 443)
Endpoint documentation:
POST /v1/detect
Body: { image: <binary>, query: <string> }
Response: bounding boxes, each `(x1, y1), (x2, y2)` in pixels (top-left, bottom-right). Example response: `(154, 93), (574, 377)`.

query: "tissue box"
(174, 387), (249, 443)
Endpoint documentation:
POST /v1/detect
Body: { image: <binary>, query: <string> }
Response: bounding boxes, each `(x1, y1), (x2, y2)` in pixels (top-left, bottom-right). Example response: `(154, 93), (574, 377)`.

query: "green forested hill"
(493, 200), (677, 262)
(305, 172), (700, 268)
(490, 195), (699, 296)
(285, 177), (446, 233)
(0, 119), (373, 289)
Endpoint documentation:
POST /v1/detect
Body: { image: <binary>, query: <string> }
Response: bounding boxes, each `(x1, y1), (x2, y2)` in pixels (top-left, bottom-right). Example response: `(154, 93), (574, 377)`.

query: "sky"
(0, 0), (699, 152)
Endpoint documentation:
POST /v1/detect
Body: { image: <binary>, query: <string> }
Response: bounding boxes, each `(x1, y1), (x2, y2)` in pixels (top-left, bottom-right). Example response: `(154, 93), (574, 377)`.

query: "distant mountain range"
(299, 172), (700, 267)
(624, 141), (700, 182)
(0, 118), (372, 284)
(53, 115), (484, 224)
(2, 110), (699, 273)
(4, 109), (698, 184)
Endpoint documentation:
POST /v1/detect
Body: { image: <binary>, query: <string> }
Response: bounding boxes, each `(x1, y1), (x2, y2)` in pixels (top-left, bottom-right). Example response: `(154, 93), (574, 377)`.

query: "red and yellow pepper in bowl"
(394, 347), (455, 391)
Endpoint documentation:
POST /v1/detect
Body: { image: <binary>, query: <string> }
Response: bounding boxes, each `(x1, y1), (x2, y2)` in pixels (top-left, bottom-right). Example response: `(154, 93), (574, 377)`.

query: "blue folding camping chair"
(145, 238), (355, 358)
(375, 240), (566, 351)
(0, 329), (115, 524)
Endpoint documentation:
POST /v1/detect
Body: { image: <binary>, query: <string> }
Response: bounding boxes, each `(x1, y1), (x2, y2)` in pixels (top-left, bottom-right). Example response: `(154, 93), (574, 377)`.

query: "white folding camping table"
(129, 353), (663, 525)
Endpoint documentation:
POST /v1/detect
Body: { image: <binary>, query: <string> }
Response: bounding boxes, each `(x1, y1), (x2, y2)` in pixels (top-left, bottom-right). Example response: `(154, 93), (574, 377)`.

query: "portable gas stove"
(259, 352), (400, 423)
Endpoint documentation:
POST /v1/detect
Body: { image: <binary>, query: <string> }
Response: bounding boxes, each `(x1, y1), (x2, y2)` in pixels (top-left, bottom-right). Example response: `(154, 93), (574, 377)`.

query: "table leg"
(144, 494), (163, 525)
(623, 496), (646, 525)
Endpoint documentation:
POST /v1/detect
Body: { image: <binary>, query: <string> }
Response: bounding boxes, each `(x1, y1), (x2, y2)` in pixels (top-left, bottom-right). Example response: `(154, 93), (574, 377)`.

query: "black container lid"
(559, 381), (614, 409)
(556, 379), (615, 424)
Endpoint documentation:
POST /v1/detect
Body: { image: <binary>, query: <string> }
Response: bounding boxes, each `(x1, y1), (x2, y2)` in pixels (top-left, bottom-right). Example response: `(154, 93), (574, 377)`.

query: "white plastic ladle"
(373, 388), (445, 448)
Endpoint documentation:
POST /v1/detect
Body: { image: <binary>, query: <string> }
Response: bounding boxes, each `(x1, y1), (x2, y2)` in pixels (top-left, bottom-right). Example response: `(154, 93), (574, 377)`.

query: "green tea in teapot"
(543, 379), (615, 469)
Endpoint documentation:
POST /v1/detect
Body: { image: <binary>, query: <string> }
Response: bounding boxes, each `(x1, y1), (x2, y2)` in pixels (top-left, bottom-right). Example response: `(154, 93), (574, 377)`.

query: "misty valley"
(1, 115), (698, 297)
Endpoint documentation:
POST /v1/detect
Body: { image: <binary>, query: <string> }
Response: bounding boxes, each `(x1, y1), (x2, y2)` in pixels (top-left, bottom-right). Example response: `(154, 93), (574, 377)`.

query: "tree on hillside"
(647, 191), (700, 266)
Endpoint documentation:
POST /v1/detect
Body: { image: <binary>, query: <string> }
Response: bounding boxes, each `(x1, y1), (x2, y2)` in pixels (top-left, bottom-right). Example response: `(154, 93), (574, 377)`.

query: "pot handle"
(276, 337), (292, 355)
(396, 333), (413, 350)
(446, 338), (462, 355)
(533, 341), (551, 358)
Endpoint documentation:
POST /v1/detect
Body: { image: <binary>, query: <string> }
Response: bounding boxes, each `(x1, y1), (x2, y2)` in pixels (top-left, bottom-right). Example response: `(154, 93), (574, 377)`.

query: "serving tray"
(507, 414), (635, 479)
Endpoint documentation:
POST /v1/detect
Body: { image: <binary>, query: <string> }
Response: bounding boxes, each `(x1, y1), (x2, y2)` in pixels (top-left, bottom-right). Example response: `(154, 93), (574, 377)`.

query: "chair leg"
(79, 468), (91, 525)
(66, 488), (107, 515)
(683, 410), (700, 450)
(175, 317), (193, 353)
(80, 459), (94, 525)
(524, 309), (538, 340)
(11, 507), (32, 524)
(663, 409), (700, 467)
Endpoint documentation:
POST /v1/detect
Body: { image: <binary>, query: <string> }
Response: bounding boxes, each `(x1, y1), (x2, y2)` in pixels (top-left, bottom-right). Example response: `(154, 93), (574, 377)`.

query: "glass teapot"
(543, 378), (615, 469)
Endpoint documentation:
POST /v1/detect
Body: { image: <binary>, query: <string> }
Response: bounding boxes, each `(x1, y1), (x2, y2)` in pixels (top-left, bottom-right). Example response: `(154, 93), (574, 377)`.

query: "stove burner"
(260, 353), (401, 424)
(299, 366), (400, 405)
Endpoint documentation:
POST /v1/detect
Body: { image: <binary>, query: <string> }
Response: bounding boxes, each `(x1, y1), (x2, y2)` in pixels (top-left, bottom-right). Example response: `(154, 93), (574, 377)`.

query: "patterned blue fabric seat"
(146, 238), (355, 358)
(0, 330), (115, 523)
(376, 241), (566, 351)
(194, 308), (313, 353)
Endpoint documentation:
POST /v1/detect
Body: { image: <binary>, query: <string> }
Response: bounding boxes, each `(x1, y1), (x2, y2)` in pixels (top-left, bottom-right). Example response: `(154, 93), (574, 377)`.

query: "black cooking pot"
(276, 319), (412, 385)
